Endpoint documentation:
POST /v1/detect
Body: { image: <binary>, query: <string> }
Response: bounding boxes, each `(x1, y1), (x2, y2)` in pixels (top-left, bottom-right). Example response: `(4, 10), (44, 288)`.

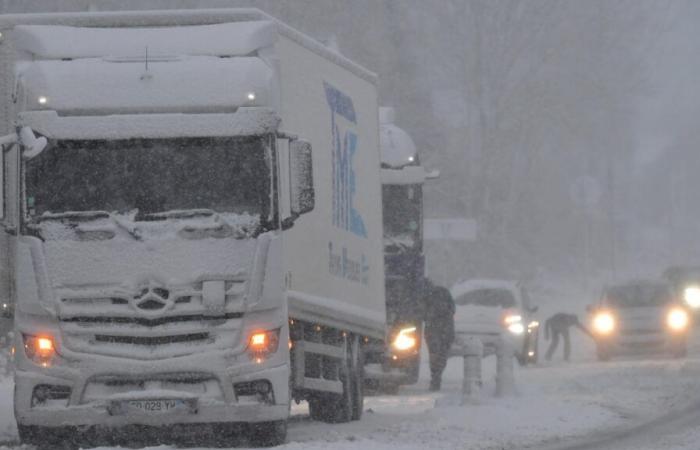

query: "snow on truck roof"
(380, 107), (418, 168)
(0, 8), (377, 84)
(12, 22), (276, 59)
(450, 279), (519, 299)
(20, 56), (273, 115)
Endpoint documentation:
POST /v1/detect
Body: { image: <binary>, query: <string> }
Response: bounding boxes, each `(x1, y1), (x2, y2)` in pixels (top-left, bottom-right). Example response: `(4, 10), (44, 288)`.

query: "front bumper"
(15, 351), (290, 428)
(596, 331), (687, 355)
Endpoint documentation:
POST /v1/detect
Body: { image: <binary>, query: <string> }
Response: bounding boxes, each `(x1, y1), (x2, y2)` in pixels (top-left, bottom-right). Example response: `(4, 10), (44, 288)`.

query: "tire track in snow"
(540, 398), (700, 450)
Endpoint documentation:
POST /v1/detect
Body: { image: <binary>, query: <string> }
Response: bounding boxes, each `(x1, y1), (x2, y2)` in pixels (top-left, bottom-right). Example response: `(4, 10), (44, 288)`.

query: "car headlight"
(592, 312), (615, 335)
(23, 334), (55, 367)
(392, 326), (418, 351)
(667, 307), (690, 332)
(683, 286), (700, 309)
(507, 322), (525, 334)
(503, 315), (524, 334)
(504, 315), (522, 325)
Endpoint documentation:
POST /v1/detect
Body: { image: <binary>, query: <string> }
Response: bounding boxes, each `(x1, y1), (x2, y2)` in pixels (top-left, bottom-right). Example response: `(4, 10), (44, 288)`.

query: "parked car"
(450, 279), (540, 365)
(588, 280), (690, 361)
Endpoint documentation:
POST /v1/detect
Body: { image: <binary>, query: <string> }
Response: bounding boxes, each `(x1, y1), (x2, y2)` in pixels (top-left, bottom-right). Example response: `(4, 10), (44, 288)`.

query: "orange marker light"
(38, 338), (53, 352)
(247, 329), (281, 362)
(22, 334), (56, 366)
(250, 332), (267, 348)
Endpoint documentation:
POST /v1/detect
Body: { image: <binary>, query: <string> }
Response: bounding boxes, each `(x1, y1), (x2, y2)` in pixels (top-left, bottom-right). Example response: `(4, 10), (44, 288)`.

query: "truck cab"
(0, 10), (384, 447)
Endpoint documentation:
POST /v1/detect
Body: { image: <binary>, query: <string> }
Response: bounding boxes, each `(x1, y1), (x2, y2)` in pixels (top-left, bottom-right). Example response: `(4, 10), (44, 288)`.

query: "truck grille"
(57, 280), (246, 359)
(94, 332), (210, 346)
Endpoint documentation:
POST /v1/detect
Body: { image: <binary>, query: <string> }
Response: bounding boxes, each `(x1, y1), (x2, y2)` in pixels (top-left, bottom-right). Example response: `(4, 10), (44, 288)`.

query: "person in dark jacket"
(422, 278), (456, 391)
(544, 313), (593, 361)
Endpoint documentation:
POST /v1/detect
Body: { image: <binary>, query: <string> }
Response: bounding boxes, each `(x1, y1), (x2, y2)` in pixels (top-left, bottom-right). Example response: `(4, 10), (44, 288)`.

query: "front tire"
(670, 341), (688, 359)
(596, 345), (611, 361)
(249, 420), (287, 447)
(18, 425), (78, 450)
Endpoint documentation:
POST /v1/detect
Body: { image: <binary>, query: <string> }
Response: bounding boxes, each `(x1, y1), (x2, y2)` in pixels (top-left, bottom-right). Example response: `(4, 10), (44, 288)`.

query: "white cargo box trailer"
(0, 9), (385, 447)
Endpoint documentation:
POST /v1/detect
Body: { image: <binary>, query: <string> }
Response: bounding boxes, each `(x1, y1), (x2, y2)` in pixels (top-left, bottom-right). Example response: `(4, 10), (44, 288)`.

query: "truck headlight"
(392, 326), (418, 351)
(23, 334), (55, 366)
(593, 312), (615, 335)
(683, 286), (700, 309)
(667, 308), (690, 332)
(247, 329), (280, 363)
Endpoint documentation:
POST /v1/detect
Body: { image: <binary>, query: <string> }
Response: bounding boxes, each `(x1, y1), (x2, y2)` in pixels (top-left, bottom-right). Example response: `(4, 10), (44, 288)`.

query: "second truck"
(365, 107), (435, 392)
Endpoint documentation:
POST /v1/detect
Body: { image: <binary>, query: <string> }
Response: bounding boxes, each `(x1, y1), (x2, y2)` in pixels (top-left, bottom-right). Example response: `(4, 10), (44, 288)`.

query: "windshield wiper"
(108, 213), (141, 241)
(36, 210), (141, 240)
(136, 209), (217, 221)
(37, 211), (111, 222)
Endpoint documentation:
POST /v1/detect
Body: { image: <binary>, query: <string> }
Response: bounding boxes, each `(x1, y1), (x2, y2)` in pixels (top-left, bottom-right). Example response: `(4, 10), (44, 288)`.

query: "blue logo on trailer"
(324, 82), (367, 238)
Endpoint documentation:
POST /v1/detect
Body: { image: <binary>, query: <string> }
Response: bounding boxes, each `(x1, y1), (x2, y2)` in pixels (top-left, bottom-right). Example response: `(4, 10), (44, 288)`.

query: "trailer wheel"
(248, 420), (287, 447)
(308, 339), (354, 423)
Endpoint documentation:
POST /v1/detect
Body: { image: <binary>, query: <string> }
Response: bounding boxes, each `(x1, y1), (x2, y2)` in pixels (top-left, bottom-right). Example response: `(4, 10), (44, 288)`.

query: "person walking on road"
(423, 278), (456, 391)
(544, 313), (593, 361)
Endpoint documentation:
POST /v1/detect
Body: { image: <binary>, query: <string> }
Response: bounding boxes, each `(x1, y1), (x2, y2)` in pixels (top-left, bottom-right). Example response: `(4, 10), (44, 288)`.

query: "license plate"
(110, 398), (195, 415)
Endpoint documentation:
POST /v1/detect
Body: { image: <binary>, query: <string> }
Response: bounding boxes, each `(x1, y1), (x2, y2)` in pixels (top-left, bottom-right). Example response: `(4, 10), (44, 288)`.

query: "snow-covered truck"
(0, 9), (385, 447)
(364, 107), (435, 392)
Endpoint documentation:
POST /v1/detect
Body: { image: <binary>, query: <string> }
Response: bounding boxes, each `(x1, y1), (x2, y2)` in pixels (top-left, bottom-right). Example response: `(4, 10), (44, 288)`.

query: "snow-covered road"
(2, 339), (700, 450)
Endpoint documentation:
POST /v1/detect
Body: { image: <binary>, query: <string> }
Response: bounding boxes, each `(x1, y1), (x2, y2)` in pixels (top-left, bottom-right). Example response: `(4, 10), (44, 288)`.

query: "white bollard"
(495, 336), (516, 397)
(461, 336), (483, 404)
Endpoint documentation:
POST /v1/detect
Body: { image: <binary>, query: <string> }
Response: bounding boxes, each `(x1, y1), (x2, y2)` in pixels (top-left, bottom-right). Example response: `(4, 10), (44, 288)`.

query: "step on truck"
(364, 107), (436, 393)
(0, 8), (385, 447)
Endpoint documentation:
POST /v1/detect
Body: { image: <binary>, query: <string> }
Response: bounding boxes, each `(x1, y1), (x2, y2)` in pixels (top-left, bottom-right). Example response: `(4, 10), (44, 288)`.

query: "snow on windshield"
(25, 136), (271, 221)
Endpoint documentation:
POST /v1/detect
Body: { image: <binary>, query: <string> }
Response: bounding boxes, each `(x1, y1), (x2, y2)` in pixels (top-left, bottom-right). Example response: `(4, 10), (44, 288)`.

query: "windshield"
(605, 284), (672, 308)
(455, 288), (517, 308)
(382, 184), (422, 251)
(24, 137), (273, 223)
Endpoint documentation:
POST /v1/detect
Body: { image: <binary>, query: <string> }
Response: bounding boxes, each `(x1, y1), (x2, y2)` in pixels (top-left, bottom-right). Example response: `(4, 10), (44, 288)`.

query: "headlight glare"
(667, 308), (690, 332)
(392, 326), (418, 351)
(504, 314), (522, 325)
(507, 322), (525, 334)
(593, 312), (615, 335)
(683, 286), (700, 309)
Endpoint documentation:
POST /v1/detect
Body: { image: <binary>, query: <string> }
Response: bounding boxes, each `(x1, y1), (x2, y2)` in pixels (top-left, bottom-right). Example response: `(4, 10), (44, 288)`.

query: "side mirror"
(528, 306), (539, 314)
(289, 139), (315, 216)
(19, 127), (47, 159)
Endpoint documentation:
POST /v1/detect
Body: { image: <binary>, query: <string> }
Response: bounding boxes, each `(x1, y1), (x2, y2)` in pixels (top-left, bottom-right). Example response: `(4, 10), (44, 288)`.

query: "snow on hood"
(40, 217), (259, 288)
(13, 21), (277, 59)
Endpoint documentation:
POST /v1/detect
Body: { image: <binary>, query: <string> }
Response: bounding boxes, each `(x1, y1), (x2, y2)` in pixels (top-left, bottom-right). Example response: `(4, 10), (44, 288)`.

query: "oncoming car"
(450, 280), (539, 365)
(589, 281), (690, 361)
